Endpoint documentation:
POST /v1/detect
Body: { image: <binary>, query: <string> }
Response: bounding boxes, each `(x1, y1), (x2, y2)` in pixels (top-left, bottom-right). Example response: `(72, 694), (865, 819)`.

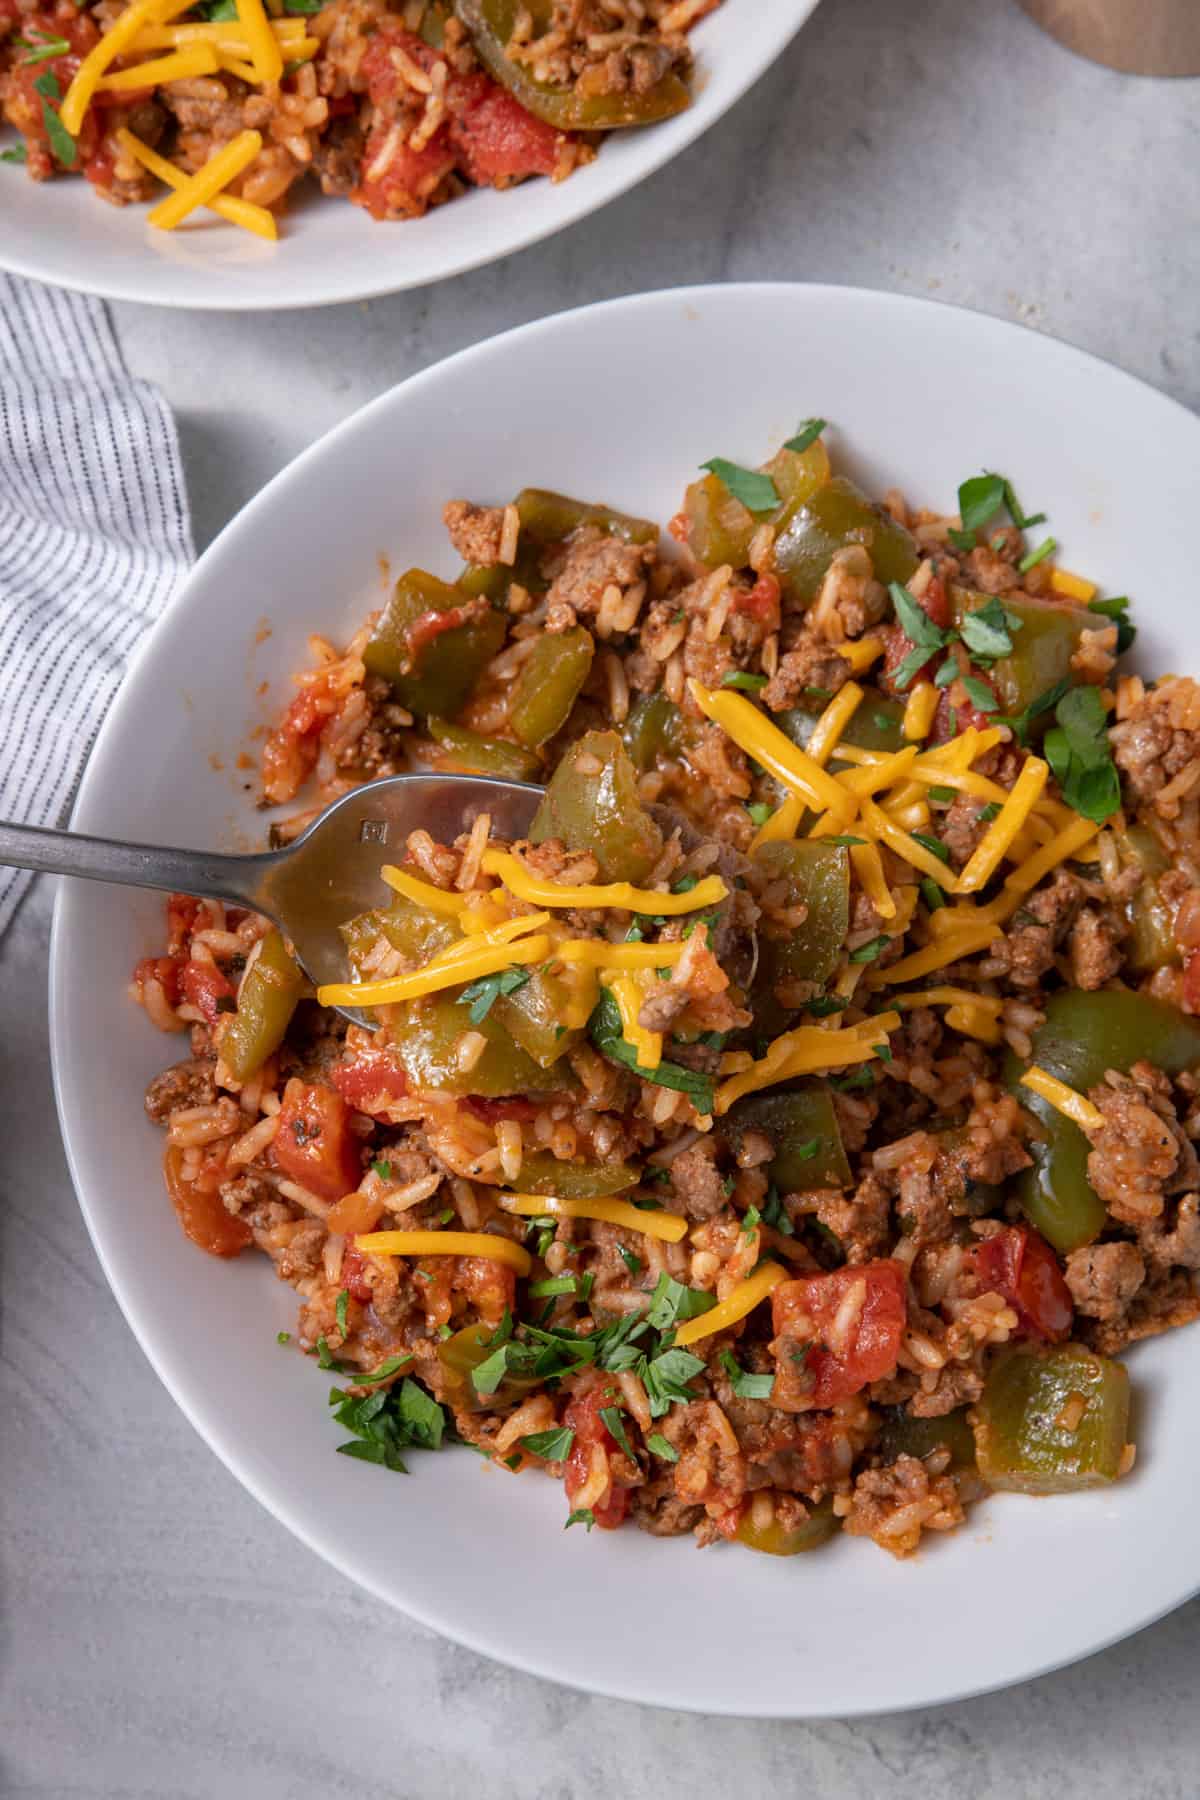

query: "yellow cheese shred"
(751, 792), (804, 851)
(420, 913), (551, 969)
(316, 934), (550, 1007)
(805, 681), (865, 766)
(131, 17), (308, 48)
(147, 128), (263, 230)
(61, 0), (196, 135)
(99, 42), (218, 87)
(688, 681), (853, 820)
(957, 757), (1050, 894)
(234, 0), (283, 83)
(481, 848), (726, 916)
(893, 986), (1004, 1045)
(553, 939), (688, 970)
(1049, 568), (1097, 604)
(355, 1231), (532, 1277)
(835, 637), (885, 674)
(714, 1014), (900, 1114)
(216, 51), (261, 81)
(860, 796), (958, 888)
(850, 840), (895, 920)
(994, 812), (1101, 906)
(604, 972), (661, 1071)
(499, 1193), (689, 1244)
(116, 127), (276, 238)
(865, 922), (1002, 987)
(1020, 1066), (1105, 1133)
(673, 1261), (787, 1347)
(902, 680), (939, 742)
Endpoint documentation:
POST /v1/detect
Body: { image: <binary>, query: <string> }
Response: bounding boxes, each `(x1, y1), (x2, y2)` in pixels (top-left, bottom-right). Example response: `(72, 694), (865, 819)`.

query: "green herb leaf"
(641, 1345), (706, 1419)
(284, 0), (324, 10)
(760, 1186), (794, 1236)
(927, 785), (957, 803)
(793, 1139), (820, 1160)
(700, 458), (780, 515)
(920, 876), (946, 912)
(276, 1330), (291, 1344)
(959, 675), (999, 714)
(618, 1244), (643, 1277)
(957, 472), (1006, 534)
(33, 68), (59, 98)
(204, 0), (240, 16)
(995, 675), (1071, 747)
(831, 1066), (877, 1091)
(911, 831), (950, 863)
(1019, 536), (1057, 574)
(371, 1157), (392, 1179)
(40, 98), (76, 166)
(721, 671), (768, 692)
(801, 994), (845, 1017)
(995, 473), (1046, 531)
(527, 1274), (579, 1298)
(351, 1352), (415, 1386)
(458, 965), (531, 1024)
(646, 1272), (716, 1331)
(933, 654), (959, 688)
(741, 1203), (762, 1238)
(335, 1288), (349, 1336)
(646, 1432), (679, 1462)
(959, 596), (1019, 663)
(1044, 685), (1120, 823)
(718, 1348), (775, 1401)
(746, 800), (773, 827)
(977, 801), (1001, 823)
(331, 1373), (444, 1472)
(599, 1404), (638, 1463)
(1088, 594), (1136, 653)
(19, 33), (70, 63)
(520, 1425), (574, 1461)
(784, 418), (827, 455)
(1, 142), (29, 165)
(589, 989), (715, 1115)
(564, 1508), (595, 1531)
(849, 934), (890, 964)
(396, 1377), (445, 1450)
(824, 834), (867, 847)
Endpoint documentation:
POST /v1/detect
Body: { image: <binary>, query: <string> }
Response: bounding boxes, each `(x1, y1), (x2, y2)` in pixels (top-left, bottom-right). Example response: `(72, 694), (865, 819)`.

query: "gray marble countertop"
(5, 0), (1200, 1791)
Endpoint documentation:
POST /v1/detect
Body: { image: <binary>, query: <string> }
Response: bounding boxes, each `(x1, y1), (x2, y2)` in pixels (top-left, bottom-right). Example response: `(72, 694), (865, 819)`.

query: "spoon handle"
(0, 817), (273, 913)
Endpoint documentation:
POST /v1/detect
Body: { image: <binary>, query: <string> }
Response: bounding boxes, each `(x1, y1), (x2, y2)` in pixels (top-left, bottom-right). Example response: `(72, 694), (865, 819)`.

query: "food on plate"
(135, 423), (1200, 1558)
(0, 0), (720, 239)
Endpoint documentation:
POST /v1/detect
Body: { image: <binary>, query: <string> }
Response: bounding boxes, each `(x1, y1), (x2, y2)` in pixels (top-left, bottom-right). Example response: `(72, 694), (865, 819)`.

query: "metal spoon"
(0, 772), (543, 1026)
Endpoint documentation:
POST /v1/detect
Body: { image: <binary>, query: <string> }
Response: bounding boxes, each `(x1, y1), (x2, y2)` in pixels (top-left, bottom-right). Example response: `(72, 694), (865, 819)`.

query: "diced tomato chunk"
(930, 673), (998, 745)
(463, 1095), (540, 1124)
(563, 1386), (629, 1530)
(163, 1146), (252, 1258)
(273, 1078), (362, 1202)
(167, 893), (202, 950)
(331, 1055), (410, 1113)
(448, 78), (565, 185)
(771, 1259), (907, 1411)
(340, 1242), (374, 1304)
(179, 959), (236, 1025)
(133, 954), (183, 1007)
(734, 571), (782, 628)
(879, 573), (951, 697)
(971, 1225), (1073, 1342)
(5, 13), (100, 179)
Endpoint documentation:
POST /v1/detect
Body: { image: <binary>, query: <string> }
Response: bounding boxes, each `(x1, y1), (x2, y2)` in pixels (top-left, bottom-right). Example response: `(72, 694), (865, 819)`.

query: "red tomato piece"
(5, 13), (100, 180)
(929, 672), (999, 745)
(167, 892), (202, 950)
(771, 1259), (907, 1411)
(879, 573), (951, 697)
(163, 1146), (251, 1258)
(274, 1078), (362, 1202)
(448, 79), (565, 185)
(179, 959), (236, 1025)
(563, 1387), (629, 1530)
(971, 1225), (1073, 1342)
(462, 1095), (540, 1124)
(133, 954), (183, 1007)
(331, 1055), (410, 1114)
(340, 1242), (374, 1304)
(734, 571), (782, 628)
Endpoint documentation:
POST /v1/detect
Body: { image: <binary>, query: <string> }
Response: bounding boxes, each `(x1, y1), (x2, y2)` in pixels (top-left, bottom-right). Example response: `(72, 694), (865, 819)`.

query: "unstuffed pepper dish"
(1, 0), (719, 239)
(135, 423), (1200, 1558)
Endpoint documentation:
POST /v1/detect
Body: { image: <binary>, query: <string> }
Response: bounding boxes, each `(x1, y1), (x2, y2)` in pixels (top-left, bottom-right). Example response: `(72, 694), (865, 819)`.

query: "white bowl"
(0, 2), (814, 310)
(51, 284), (1200, 1716)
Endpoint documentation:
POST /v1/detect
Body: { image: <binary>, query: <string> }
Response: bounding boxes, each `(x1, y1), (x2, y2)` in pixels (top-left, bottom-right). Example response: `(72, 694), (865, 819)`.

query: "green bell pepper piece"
(876, 1405), (977, 1470)
(364, 569), (505, 717)
(389, 993), (569, 1096)
(340, 897), (459, 977)
(1006, 989), (1200, 1252)
(456, 0), (691, 128)
(734, 1495), (839, 1557)
(507, 627), (595, 748)
(1117, 823), (1177, 974)
(530, 729), (663, 883)
(683, 439), (831, 571)
(973, 1345), (1130, 1493)
(752, 841), (851, 1021)
(621, 692), (696, 771)
(493, 966), (584, 1068)
(426, 716), (542, 782)
(951, 589), (1093, 718)
(720, 1083), (851, 1191)
(779, 692), (905, 760)
(438, 1321), (541, 1412)
(510, 1148), (640, 1198)
(459, 487), (657, 601)
(773, 475), (918, 605)
(417, 0), (450, 43)
(220, 929), (305, 1082)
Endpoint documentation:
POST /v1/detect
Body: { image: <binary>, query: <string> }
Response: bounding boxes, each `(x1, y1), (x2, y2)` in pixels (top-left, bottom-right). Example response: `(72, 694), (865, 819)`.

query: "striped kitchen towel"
(0, 275), (193, 938)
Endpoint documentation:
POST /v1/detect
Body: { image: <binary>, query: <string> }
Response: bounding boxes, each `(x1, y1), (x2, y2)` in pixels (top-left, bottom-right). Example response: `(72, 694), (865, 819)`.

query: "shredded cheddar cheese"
(316, 934), (550, 1008)
(234, 0), (283, 83)
(116, 127), (276, 237)
(688, 681), (853, 820)
(481, 849), (726, 916)
(673, 1262), (787, 1347)
(1020, 1066), (1105, 1133)
(499, 1193), (689, 1243)
(99, 42), (218, 87)
(850, 840), (895, 920)
(713, 1014), (900, 1114)
(604, 972), (661, 1070)
(994, 812), (1101, 905)
(355, 1230), (532, 1276)
(860, 796), (958, 888)
(835, 637), (885, 674)
(751, 792), (804, 851)
(1049, 568), (1097, 604)
(865, 923), (1002, 987)
(893, 986), (1004, 1045)
(553, 939), (688, 970)
(806, 681), (865, 767)
(131, 16), (308, 48)
(147, 128), (263, 231)
(61, 0), (196, 135)
(957, 757), (1050, 894)
(902, 680), (939, 741)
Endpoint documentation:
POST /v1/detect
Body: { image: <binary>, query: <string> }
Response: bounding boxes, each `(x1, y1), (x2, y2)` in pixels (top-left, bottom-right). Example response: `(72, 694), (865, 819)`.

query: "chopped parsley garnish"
(334, 1288), (349, 1336)
(831, 1066), (877, 1092)
(589, 989), (714, 1115)
(784, 417), (827, 455)
(642, 1346), (707, 1418)
(646, 1272), (716, 1331)
(565, 1508), (595, 1531)
(803, 686), (833, 702)
(284, 0), (324, 10)
(33, 69), (75, 166)
(996, 675), (1070, 747)
(824, 834), (868, 847)
(793, 1138), (820, 1160)
(977, 801), (1002, 822)
(849, 934), (890, 964)
(330, 1374), (445, 1473)
(646, 1432), (679, 1462)
(760, 1185), (794, 1236)
(934, 654), (959, 688)
(203, 0), (239, 15)
(1088, 594), (1136, 653)
(911, 831), (950, 862)
(599, 1404), (637, 1463)
(520, 1425), (574, 1461)
(954, 472), (1006, 542)
(959, 675), (999, 714)
(618, 1244), (643, 1277)
(721, 670), (768, 692)
(801, 994), (845, 1017)
(700, 458), (780, 515)
(872, 711), (895, 732)
(1018, 536), (1057, 574)
(746, 800), (773, 827)
(927, 785), (957, 803)
(741, 1203), (762, 1238)
(0, 143), (28, 165)
(371, 1157), (391, 1179)
(719, 1349), (775, 1401)
(888, 581), (952, 691)
(17, 31), (69, 63)
(276, 1330), (291, 1345)
(996, 473), (1046, 532)
(458, 965), (531, 1024)
(920, 876), (946, 912)
(959, 596), (1020, 663)
(527, 1274), (580, 1299)
(350, 1352), (415, 1387)
(1044, 685), (1120, 823)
